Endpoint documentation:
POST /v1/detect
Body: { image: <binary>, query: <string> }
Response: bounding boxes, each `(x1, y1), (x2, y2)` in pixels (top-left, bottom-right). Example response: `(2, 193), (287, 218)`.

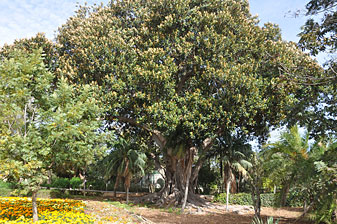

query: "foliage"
(0, 49), (104, 189)
(0, 180), (13, 189)
(0, 48), (105, 221)
(289, 0), (337, 138)
(213, 193), (275, 207)
(197, 161), (218, 194)
(70, 177), (82, 189)
(263, 126), (337, 223)
(0, 33), (58, 72)
(0, 189), (12, 197)
(251, 216), (279, 224)
(55, 0), (322, 203)
(51, 178), (70, 189)
(262, 126), (310, 206)
(299, 0), (337, 57)
(306, 141), (337, 224)
(103, 135), (147, 202)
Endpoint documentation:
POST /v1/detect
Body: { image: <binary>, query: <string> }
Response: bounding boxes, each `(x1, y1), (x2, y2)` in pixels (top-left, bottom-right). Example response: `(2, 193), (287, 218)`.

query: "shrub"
(213, 193), (275, 207)
(251, 216), (279, 224)
(70, 177), (82, 189)
(260, 193), (276, 207)
(0, 180), (13, 189)
(51, 177), (70, 189)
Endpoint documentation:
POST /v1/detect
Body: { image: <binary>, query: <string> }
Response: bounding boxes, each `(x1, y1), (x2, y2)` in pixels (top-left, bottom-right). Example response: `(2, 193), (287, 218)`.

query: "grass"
(0, 189), (12, 197)
(0, 181), (12, 189)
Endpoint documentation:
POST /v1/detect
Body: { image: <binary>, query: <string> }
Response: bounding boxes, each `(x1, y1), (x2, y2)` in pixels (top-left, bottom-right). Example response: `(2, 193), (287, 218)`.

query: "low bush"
(51, 177), (70, 189)
(70, 177), (82, 189)
(0, 180), (13, 189)
(213, 193), (275, 207)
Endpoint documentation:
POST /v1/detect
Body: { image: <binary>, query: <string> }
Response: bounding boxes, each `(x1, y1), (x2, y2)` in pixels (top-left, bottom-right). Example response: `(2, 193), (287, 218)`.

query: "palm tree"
(262, 125), (309, 206)
(104, 137), (146, 203)
(215, 133), (252, 211)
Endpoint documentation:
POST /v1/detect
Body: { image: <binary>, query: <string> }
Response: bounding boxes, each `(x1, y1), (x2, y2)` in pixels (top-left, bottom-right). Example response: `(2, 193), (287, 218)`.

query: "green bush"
(286, 189), (304, 207)
(0, 180), (14, 189)
(213, 193), (275, 207)
(260, 193), (276, 207)
(70, 177), (82, 189)
(51, 177), (70, 189)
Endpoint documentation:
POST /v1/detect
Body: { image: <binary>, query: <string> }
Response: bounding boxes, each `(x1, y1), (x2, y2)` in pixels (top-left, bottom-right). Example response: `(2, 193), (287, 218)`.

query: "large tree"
(56, 0), (321, 206)
(0, 49), (104, 222)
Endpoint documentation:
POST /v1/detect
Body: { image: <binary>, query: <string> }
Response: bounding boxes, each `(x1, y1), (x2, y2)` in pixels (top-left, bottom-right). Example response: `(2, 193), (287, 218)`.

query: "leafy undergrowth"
(0, 197), (134, 223)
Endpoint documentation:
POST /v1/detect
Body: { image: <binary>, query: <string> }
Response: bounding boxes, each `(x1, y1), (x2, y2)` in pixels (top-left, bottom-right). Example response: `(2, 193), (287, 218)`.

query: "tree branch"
(113, 116), (166, 149)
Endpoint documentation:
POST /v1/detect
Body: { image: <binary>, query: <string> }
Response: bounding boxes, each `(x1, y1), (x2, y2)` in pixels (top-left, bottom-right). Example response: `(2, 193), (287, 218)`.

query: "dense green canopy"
(57, 0), (321, 142)
(55, 0), (323, 205)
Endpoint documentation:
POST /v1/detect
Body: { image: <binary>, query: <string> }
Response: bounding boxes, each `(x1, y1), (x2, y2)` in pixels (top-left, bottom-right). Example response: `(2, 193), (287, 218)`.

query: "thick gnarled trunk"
(139, 147), (205, 207)
(135, 127), (214, 207)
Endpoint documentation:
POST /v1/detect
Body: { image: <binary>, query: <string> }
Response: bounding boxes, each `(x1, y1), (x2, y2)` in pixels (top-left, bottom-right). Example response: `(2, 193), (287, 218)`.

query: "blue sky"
(1, 0), (310, 47)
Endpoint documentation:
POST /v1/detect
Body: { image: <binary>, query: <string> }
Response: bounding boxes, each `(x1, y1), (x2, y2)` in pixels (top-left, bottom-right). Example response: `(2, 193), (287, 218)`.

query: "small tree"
(262, 126), (309, 206)
(104, 136), (146, 203)
(212, 134), (252, 211)
(0, 49), (104, 222)
(248, 153), (264, 219)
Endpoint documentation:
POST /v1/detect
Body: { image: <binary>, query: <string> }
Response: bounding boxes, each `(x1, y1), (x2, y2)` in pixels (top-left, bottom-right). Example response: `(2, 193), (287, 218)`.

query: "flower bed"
(0, 197), (95, 223)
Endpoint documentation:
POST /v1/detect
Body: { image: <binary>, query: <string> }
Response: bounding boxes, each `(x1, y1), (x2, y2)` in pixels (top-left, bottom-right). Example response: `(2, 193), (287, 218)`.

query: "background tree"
(0, 49), (104, 222)
(104, 135), (146, 203)
(290, 139), (337, 223)
(247, 153), (264, 219)
(211, 132), (252, 211)
(0, 33), (58, 72)
(262, 126), (310, 207)
(288, 0), (337, 138)
(56, 0), (322, 206)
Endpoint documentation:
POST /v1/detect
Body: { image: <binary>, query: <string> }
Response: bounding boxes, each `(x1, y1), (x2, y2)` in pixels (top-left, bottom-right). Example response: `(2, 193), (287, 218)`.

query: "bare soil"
(133, 204), (312, 224)
(84, 193), (313, 224)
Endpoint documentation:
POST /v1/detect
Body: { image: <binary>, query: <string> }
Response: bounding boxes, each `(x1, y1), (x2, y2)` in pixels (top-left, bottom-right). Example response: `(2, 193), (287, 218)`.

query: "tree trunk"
(126, 186), (129, 203)
(226, 180), (231, 211)
(220, 159), (224, 193)
(125, 174), (131, 203)
(280, 183), (290, 207)
(138, 147), (204, 207)
(114, 176), (120, 197)
(47, 170), (52, 188)
(251, 186), (261, 219)
(231, 177), (237, 193)
(137, 135), (213, 207)
(32, 191), (38, 222)
(181, 147), (195, 213)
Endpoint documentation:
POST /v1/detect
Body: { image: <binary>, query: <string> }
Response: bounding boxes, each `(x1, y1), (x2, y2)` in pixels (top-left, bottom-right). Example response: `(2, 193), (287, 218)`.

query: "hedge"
(213, 193), (275, 207)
